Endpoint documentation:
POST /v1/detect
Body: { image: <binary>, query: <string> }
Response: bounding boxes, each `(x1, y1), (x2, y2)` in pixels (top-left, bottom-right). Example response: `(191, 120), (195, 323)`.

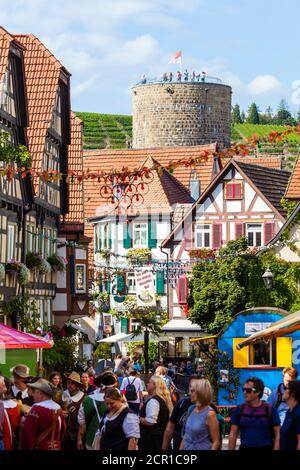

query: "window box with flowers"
(188, 248), (216, 260)
(126, 248), (151, 265)
(26, 252), (43, 271)
(47, 253), (67, 272)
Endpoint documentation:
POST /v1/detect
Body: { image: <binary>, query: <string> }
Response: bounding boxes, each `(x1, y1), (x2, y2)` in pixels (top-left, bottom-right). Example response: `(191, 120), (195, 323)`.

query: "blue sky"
(2, 0), (300, 116)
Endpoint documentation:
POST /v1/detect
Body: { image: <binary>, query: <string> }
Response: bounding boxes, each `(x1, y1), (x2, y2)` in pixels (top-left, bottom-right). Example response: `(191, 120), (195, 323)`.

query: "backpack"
(236, 402), (275, 439)
(125, 377), (137, 401)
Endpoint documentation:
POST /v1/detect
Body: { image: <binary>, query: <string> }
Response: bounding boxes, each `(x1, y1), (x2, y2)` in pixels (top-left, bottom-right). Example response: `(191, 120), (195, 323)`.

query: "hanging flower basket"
(25, 252), (43, 271)
(17, 264), (31, 285)
(5, 260), (22, 275)
(47, 253), (67, 272)
(0, 263), (5, 282)
(39, 259), (52, 275)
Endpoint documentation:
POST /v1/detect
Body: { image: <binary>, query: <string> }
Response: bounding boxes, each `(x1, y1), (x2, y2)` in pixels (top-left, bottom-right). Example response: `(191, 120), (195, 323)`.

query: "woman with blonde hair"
(180, 379), (220, 450)
(99, 388), (140, 451)
(139, 376), (173, 450)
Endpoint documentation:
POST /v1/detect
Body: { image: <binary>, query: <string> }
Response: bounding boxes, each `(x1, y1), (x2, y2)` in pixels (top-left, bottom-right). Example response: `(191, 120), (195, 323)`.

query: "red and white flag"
(168, 50), (182, 65)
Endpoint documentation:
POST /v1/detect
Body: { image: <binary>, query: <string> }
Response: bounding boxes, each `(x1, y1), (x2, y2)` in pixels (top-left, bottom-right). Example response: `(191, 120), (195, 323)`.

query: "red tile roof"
(13, 34), (70, 192)
(285, 154), (300, 199)
(0, 26), (18, 83)
(61, 113), (84, 228)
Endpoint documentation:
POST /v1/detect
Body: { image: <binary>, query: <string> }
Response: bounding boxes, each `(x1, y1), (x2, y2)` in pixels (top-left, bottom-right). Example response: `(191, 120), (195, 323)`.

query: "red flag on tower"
(168, 51), (182, 64)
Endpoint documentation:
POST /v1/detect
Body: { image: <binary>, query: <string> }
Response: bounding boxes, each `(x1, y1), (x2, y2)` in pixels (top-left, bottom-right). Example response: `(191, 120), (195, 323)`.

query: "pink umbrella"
(0, 323), (53, 349)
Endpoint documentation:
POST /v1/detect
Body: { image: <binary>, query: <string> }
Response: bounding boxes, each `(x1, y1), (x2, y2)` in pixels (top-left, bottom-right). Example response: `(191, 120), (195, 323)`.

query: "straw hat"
(64, 371), (82, 386)
(27, 379), (54, 397)
(10, 364), (30, 379)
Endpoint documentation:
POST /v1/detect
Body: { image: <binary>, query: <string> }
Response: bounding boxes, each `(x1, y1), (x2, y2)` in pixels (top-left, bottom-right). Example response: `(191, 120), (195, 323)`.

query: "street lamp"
(262, 267), (274, 290)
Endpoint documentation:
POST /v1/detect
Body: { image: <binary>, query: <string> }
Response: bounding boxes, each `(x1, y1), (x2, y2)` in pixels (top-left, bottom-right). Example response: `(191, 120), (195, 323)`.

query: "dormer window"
(51, 87), (62, 136)
(224, 181), (243, 200)
(190, 171), (200, 202)
(0, 59), (16, 118)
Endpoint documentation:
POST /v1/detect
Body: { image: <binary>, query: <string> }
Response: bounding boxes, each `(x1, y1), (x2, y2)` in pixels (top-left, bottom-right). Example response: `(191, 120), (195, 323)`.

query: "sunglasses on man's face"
(243, 387), (256, 394)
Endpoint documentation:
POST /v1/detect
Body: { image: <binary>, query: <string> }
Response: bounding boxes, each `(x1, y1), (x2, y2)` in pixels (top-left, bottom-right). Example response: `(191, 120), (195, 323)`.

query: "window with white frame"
(26, 224), (35, 253)
(133, 223), (148, 247)
(194, 224), (211, 248)
(7, 224), (16, 260)
(246, 223), (263, 247)
(127, 272), (136, 294)
(75, 264), (86, 293)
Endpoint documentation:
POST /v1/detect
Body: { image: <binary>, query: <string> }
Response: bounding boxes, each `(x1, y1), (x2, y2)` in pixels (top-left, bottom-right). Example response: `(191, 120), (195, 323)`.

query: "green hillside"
(76, 113), (300, 160)
(75, 112), (132, 149)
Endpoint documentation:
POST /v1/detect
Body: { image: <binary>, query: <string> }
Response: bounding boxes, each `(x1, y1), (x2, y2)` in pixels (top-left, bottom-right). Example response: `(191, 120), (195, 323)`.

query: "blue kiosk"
(217, 307), (300, 406)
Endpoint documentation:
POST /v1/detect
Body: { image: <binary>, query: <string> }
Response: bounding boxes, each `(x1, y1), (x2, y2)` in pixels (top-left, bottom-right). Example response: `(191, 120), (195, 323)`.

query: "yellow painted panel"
(276, 337), (292, 367)
(233, 338), (249, 368)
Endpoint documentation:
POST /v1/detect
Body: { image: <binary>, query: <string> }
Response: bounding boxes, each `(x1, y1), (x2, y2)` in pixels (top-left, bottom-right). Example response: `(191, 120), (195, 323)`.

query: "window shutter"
(233, 183), (242, 199)
(264, 222), (275, 245)
(212, 223), (222, 249)
(107, 274), (111, 294)
(148, 220), (157, 248)
(276, 337), (292, 367)
(116, 274), (125, 294)
(156, 271), (165, 295)
(108, 225), (112, 250)
(235, 222), (245, 239)
(177, 276), (188, 304)
(184, 224), (193, 250)
(233, 338), (249, 368)
(121, 318), (128, 334)
(123, 223), (132, 249)
(225, 183), (234, 199)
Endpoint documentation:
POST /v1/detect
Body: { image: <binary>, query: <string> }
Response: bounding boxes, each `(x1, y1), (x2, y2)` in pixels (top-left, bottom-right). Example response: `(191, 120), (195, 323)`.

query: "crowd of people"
(0, 359), (300, 451)
(140, 70), (207, 85)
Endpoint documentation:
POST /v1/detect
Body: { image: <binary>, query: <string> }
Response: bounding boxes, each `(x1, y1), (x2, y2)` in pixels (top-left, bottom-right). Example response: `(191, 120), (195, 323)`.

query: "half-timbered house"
(12, 33), (71, 327)
(161, 158), (291, 323)
(0, 27), (33, 318)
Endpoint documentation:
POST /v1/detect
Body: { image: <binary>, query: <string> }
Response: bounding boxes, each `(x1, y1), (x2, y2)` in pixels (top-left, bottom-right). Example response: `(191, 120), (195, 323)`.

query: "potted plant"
(5, 260), (22, 275)
(47, 253), (67, 272)
(26, 252), (43, 271)
(17, 264), (31, 285)
(39, 259), (52, 275)
(0, 263), (5, 282)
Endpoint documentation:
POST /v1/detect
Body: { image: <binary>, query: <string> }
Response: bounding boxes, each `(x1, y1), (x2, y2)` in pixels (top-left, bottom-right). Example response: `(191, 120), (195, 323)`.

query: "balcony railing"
(134, 74), (223, 87)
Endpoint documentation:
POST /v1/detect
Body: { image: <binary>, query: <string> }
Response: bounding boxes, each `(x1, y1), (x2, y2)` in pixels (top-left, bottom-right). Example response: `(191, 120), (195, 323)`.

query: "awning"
(190, 335), (217, 343)
(79, 316), (97, 344)
(236, 310), (300, 350)
(98, 332), (132, 343)
(162, 319), (202, 333)
(0, 323), (53, 349)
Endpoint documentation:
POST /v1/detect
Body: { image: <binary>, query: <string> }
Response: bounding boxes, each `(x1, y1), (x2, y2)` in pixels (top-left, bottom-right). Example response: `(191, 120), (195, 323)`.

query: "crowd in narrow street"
(0, 357), (300, 451)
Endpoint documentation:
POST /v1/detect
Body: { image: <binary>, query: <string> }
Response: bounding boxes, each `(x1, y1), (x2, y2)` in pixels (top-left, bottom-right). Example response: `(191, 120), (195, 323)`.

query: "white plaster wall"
(75, 249), (86, 260)
(56, 271), (66, 289)
(227, 201), (242, 212)
(230, 222), (236, 240)
(212, 184), (223, 212)
(222, 222), (226, 243)
(245, 183), (256, 211)
(252, 197), (272, 212)
(53, 293), (67, 311)
(234, 171), (243, 180)
(157, 222), (171, 241)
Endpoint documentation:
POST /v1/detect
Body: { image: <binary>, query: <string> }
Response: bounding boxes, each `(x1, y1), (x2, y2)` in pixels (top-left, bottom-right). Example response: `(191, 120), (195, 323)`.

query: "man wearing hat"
(10, 364), (33, 407)
(62, 372), (85, 450)
(77, 371), (118, 450)
(20, 379), (66, 450)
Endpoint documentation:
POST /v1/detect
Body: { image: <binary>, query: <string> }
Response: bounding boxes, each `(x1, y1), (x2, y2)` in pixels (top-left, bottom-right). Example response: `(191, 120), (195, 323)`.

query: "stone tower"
(132, 80), (232, 149)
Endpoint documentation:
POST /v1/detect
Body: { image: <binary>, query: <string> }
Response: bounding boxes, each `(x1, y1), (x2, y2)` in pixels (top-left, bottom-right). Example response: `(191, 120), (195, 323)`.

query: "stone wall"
(132, 82), (232, 149)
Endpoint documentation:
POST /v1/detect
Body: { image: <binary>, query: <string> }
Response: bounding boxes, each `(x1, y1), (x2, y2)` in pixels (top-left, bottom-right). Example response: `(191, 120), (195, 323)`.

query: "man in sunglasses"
(228, 377), (280, 450)
(268, 367), (298, 425)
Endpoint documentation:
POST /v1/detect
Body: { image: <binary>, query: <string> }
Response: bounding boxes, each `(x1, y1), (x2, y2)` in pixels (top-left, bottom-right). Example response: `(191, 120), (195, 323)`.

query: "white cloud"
(246, 75), (282, 95)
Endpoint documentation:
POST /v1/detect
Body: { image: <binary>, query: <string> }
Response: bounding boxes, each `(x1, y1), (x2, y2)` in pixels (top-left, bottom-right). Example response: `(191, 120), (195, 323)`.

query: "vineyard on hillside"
(75, 113), (300, 166)
(75, 112), (132, 149)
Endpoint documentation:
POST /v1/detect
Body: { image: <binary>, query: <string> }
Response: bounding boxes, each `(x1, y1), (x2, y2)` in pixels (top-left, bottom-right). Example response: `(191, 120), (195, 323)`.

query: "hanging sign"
(135, 269), (156, 307)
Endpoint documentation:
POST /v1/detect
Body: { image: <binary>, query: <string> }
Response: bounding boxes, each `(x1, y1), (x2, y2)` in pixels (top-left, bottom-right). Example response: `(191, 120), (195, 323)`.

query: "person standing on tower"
(184, 69), (189, 81)
(177, 71), (182, 81)
(169, 72), (173, 82)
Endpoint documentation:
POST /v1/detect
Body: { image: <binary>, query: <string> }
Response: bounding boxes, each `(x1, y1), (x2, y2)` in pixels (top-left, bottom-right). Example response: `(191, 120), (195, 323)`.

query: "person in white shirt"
(120, 368), (143, 414)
